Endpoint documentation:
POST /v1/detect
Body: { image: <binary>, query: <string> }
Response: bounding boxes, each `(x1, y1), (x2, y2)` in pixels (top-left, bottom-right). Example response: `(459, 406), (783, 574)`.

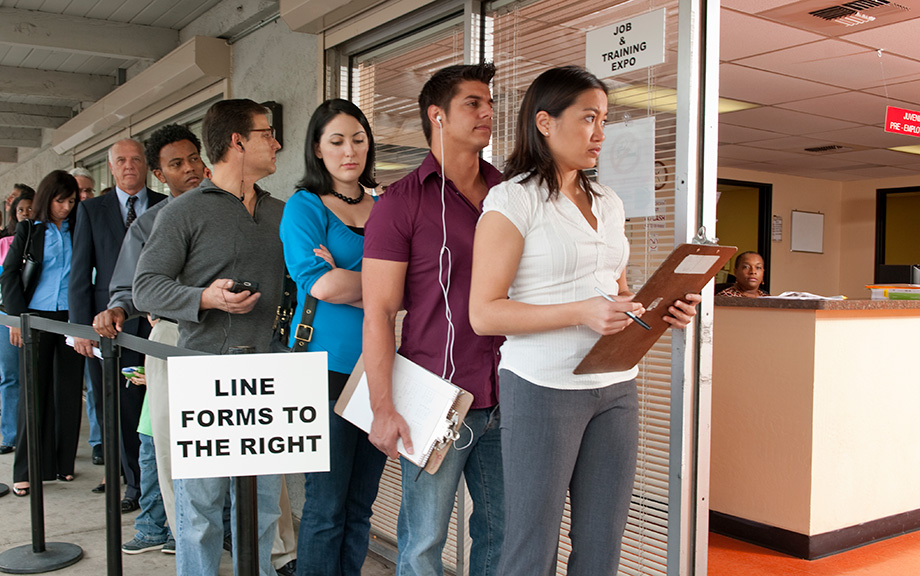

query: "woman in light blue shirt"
(0, 170), (84, 497)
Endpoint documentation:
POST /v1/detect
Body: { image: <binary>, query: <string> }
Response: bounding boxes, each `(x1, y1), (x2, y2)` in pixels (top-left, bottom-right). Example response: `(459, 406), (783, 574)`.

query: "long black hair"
(296, 99), (378, 195)
(502, 66), (608, 200)
(32, 170), (79, 228)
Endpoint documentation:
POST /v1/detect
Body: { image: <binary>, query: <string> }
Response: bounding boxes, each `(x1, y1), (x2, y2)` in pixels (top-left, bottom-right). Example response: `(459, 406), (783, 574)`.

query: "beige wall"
(719, 168), (844, 297)
(712, 306), (920, 535)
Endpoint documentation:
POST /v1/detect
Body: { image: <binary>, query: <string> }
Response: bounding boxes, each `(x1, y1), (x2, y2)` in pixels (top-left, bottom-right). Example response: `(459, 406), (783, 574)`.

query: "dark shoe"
(122, 536), (164, 554)
(0, 445), (13, 455)
(276, 559), (296, 576)
(56, 473), (75, 482)
(121, 498), (140, 513)
(92, 482), (105, 494)
(92, 444), (104, 465)
(161, 537), (176, 555)
(12, 484), (29, 497)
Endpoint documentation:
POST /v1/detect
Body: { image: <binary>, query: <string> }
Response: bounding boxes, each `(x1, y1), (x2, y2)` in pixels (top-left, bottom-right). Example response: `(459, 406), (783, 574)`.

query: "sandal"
(13, 484), (30, 497)
(56, 474), (75, 482)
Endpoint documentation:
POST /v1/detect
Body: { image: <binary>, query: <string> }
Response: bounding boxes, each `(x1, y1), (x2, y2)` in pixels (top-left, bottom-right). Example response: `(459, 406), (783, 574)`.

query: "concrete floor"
(0, 398), (395, 575)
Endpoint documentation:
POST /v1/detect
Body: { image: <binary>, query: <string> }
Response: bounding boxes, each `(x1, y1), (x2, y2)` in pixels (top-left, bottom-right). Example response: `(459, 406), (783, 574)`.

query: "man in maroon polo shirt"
(362, 63), (504, 576)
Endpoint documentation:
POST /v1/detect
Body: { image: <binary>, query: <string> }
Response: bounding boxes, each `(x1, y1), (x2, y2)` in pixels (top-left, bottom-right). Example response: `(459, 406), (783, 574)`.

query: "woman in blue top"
(1, 170), (84, 496)
(280, 99), (386, 576)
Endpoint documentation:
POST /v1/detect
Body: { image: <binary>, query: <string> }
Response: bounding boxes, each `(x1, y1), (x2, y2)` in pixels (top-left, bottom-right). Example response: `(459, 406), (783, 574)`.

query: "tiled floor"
(708, 531), (920, 576)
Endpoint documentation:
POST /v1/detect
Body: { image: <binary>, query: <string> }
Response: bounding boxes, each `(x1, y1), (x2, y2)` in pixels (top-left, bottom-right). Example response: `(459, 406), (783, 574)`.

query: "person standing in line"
(133, 99), (285, 576)
(0, 188), (35, 455)
(1, 171), (85, 496)
(468, 66), (701, 576)
(281, 99), (386, 576)
(363, 63), (505, 576)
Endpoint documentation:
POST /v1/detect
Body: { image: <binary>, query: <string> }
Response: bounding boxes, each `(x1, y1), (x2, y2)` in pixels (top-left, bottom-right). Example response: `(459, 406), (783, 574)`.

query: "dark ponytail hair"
(502, 66), (607, 200)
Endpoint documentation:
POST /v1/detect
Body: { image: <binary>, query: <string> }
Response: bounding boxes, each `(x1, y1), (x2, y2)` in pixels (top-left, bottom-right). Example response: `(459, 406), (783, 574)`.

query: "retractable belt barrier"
(0, 313), (260, 576)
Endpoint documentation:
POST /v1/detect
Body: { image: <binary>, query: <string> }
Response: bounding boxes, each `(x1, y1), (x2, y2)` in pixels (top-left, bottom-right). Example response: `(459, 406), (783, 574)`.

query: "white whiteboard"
(790, 210), (824, 254)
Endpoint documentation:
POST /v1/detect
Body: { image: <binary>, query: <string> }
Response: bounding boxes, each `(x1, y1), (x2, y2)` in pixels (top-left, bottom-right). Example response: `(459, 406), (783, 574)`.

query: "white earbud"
(436, 115), (442, 125)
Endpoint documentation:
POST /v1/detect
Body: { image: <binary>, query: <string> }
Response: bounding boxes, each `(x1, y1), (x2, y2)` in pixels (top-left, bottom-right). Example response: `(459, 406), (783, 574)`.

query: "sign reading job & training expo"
(586, 8), (665, 79)
(168, 352), (329, 479)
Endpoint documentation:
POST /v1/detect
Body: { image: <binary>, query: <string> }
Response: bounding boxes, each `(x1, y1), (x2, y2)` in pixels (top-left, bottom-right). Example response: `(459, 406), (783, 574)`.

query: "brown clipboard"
(574, 243), (737, 374)
(335, 355), (474, 474)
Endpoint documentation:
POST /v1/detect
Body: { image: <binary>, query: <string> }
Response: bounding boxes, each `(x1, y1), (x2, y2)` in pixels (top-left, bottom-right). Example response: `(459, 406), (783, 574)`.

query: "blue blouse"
(29, 220), (72, 312)
(280, 191), (374, 374)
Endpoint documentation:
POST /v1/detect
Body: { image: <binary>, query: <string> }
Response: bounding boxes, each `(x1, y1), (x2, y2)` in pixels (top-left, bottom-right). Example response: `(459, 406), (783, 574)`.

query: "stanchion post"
(21, 313), (46, 552)
(234, 476), (259, 576)
(100, 337), (123, 576)
(0, 314), (83, 573)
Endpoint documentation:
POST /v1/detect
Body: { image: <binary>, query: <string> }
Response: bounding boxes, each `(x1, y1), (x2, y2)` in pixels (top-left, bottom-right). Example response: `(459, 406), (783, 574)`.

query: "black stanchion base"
(0, 483), (8, 498)
(0, 543), (83, 574)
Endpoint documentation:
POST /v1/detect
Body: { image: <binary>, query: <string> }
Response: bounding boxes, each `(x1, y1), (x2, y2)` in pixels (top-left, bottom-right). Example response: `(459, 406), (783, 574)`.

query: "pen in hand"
(593, 287), (652, 331)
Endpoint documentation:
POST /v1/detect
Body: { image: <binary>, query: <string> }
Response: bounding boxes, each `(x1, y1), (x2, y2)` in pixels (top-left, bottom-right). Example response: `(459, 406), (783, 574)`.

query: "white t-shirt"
(481, 174), (639, 389)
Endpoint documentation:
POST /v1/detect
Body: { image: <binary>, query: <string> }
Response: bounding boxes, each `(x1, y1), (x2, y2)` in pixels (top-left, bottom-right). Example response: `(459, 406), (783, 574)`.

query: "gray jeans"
(497, 370), (638, 576)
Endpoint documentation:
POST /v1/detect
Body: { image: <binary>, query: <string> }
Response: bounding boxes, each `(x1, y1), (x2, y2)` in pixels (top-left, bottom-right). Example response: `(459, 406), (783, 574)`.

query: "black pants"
(13, 310), (85, 483)
(88, 346), (146, 500)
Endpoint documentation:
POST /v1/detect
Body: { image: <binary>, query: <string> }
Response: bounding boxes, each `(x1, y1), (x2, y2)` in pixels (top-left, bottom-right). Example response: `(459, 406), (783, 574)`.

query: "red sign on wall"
(885, 106), (920, 138)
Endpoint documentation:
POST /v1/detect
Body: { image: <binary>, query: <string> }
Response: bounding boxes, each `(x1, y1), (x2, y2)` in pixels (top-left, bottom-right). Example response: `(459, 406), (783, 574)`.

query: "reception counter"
(710, 297), (920, 559)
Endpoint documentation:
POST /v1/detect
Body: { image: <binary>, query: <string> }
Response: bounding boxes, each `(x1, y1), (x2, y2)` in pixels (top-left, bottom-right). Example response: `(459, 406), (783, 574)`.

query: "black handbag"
(20, 221), (42, 303)
(270, 268), (318, 353)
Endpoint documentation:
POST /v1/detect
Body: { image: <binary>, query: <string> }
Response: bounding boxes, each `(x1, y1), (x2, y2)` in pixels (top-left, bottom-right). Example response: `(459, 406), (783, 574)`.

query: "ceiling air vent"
(804, 145), (851, 153)
(809, 0), (908, 26)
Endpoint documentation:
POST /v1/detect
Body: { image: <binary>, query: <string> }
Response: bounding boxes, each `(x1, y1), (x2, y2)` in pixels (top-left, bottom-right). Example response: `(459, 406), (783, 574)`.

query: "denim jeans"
(133, 433), (171, 544)
(174, 474), (282, 576)
(396, 406), (504, 576)
(297, 401), (387, 576)
(0, 325), (19, 447)
(84, 363), (101, 447)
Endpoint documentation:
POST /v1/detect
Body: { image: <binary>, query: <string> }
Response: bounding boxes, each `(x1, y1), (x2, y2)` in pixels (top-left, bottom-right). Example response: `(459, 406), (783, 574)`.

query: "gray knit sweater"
(133, 179), (285, 354)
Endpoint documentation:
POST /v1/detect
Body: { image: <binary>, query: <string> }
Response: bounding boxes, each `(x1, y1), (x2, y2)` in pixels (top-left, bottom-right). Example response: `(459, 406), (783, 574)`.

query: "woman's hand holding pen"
(580, 293), (645, 336)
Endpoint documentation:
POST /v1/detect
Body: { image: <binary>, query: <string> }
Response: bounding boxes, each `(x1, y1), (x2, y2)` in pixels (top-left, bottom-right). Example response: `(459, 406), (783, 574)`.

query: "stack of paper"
(866, 284), (920, 300)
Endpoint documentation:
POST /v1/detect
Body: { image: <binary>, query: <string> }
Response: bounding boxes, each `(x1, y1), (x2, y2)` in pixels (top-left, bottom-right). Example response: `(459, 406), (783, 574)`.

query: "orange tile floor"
(708, 531), (920, 576)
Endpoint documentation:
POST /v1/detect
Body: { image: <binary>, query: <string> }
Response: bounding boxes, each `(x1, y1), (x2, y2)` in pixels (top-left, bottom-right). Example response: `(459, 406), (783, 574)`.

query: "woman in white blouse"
(469, 66), (700, 576)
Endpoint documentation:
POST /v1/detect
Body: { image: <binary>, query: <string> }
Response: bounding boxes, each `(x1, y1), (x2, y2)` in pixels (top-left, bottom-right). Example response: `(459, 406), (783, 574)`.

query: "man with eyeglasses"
(134, 99), (286, 576)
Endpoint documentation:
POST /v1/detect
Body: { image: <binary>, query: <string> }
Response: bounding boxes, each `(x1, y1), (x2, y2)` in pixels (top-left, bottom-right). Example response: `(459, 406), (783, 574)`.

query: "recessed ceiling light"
(889, 145), (920, 156)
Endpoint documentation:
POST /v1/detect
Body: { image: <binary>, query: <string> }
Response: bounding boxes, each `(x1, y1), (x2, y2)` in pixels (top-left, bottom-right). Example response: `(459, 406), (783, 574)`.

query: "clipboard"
(334, 355), (474, 474)
(575, 242), (736, 374)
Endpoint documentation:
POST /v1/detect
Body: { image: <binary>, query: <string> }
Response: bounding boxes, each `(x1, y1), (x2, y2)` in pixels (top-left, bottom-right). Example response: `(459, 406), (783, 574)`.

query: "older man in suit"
(69, 138), (166, 512)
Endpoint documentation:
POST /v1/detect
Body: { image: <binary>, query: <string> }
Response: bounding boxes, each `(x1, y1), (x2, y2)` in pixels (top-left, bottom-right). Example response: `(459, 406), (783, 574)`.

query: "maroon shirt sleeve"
(364, 182), (413, 263)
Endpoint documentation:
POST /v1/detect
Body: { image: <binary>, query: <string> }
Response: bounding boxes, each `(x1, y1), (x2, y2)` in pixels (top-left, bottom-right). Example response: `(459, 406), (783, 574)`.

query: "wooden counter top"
(714, 296), (920, 310)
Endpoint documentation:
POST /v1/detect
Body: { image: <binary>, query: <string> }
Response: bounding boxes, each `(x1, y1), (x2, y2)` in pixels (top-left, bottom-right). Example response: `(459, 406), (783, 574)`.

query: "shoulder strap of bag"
(291, 291), (318, 352)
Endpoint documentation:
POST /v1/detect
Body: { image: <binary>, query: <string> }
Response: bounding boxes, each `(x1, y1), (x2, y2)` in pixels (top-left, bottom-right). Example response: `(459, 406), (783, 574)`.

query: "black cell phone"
(228, 280), (260, 294)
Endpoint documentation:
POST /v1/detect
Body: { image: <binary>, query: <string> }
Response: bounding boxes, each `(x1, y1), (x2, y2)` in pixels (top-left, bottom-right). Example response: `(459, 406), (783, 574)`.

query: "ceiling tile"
(841, 16), (920, 61)
(721, 10), (824, 61)
(776, 92), (918, 126)
(718, 123), (786, 144)
(718, 144), (804, 162)
(808, 125), (920, 148)
(863, 79), (920, 106)
(837, 166), (919, 179)
(720, 64), (845, 105)
(720, 0), (801, 14)
(721, 106), (860, 134)
(832, 148), (920, 167)
(736, 40), (920, 90)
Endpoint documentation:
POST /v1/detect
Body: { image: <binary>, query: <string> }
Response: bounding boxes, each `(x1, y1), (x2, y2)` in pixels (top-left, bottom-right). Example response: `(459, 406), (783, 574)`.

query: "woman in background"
(469, 66), (700, 575)
(1, 170), (84, 496)
(718, 251), (768, 298)
(0, 188), (35, 454)
(280, 99), (386, 576)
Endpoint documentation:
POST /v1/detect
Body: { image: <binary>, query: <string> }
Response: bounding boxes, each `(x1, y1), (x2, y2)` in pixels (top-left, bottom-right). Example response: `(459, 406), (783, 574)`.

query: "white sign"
(598, 116), (656, 218)
(168, 352), (329, 479)
(586, 9), (666, 79)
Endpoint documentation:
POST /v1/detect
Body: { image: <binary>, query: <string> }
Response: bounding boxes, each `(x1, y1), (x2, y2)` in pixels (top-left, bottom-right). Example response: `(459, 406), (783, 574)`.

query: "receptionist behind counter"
(718, 251), (769, 298)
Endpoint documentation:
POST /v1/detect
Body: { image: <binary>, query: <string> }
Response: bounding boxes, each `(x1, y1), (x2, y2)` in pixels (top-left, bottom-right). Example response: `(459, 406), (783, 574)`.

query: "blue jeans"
(134, 433), (171, 544)
(84, 363), (101, 447)
(174, 474), (282, 576)
(0, 325), (19, 447)
(396, 406), (504, 576)
(297, 401), (387, 576)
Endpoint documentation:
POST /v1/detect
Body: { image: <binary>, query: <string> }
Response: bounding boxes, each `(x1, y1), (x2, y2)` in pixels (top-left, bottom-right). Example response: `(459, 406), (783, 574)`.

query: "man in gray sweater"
(133, 99), (284, 576)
